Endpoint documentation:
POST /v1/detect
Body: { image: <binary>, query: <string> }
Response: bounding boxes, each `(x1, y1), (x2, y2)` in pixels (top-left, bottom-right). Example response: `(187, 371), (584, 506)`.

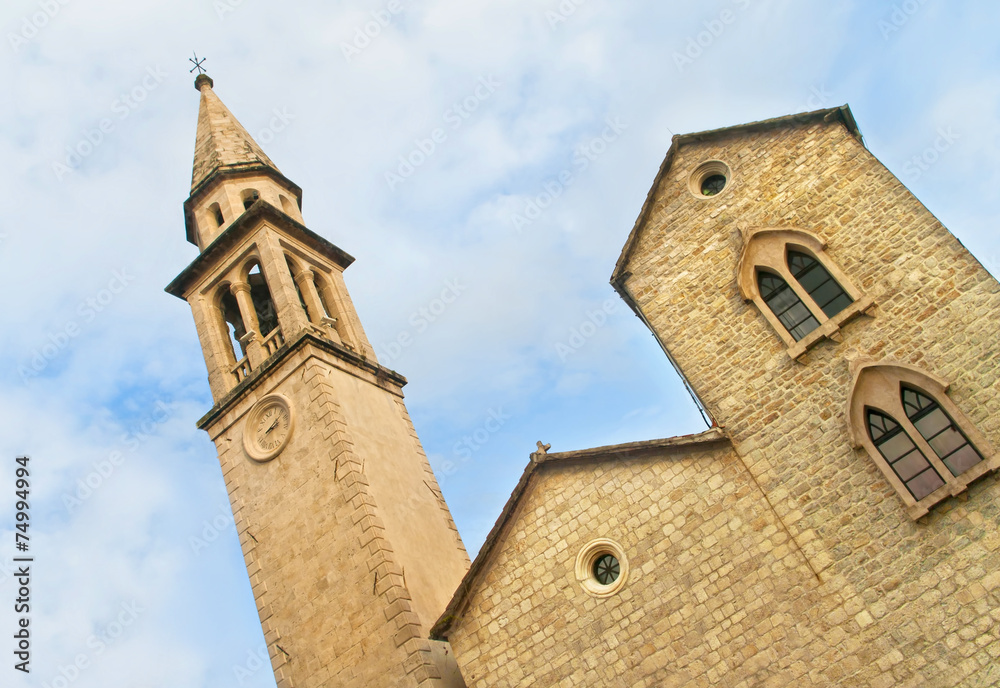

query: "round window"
(701, 174), (727, 196)
(688, 160), (732, 199)
(575, 538), (629, 597)
(593, 553), (620, 585)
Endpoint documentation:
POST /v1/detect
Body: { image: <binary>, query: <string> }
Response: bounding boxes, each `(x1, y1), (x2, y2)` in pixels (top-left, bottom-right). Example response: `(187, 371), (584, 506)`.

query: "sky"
(2, 1), (999, 686)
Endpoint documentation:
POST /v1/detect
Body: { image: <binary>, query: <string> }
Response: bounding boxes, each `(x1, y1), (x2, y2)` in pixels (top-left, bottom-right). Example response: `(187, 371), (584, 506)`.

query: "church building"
(168, 74), (1000, 687)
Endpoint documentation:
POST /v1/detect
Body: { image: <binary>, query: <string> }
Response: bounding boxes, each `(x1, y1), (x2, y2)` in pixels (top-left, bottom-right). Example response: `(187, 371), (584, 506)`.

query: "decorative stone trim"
(845, 358), (1000, 520)
(736, 226), (873, 360)
(687, 159), (732, 199)
(575, 538), (629, 598)
(304, 360), (446, 686)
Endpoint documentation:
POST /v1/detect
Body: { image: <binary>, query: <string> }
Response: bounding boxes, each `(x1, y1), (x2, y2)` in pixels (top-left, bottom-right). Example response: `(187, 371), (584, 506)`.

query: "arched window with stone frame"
(312, 270), (351, 347)
(846, 360), (999, 519)
(243, 260), (278, 338)
(737, 226), (874, 360)
(216, 283), (252, 384)
(241, 188), (260, 211)
(285, 255), (312, 322)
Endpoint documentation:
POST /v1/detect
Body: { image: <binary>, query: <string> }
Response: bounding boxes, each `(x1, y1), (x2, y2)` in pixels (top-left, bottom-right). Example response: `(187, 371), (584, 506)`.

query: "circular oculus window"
(688, 160), (732, 199)
(576, 538), (629, 597)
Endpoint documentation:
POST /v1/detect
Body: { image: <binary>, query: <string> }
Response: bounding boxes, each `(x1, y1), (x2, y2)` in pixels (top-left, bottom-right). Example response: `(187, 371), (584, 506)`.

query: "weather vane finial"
(189, 52), (207, 76)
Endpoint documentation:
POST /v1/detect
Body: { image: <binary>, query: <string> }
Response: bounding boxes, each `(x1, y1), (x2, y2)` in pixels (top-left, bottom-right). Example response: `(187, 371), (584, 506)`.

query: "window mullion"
(778, 265), (823, 324)
(900, 415), (954, 487)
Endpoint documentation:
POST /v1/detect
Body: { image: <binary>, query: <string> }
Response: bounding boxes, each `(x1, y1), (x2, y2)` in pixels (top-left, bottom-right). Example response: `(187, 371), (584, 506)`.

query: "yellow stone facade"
(435, 109), (1000, 686)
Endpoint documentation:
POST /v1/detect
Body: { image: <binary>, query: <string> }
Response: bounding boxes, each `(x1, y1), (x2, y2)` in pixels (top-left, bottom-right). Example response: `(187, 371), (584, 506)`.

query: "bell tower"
(167, 73), (470, 688)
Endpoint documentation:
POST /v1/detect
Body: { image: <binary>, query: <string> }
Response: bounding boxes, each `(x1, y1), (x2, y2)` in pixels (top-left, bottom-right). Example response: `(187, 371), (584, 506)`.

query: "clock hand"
(265, 418), (280, 434)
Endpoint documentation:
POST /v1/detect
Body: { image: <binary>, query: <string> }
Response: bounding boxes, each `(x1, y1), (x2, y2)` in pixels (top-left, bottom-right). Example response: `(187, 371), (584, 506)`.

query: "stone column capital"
(293, 269), (315, 287)
(230, 281), (252, 297)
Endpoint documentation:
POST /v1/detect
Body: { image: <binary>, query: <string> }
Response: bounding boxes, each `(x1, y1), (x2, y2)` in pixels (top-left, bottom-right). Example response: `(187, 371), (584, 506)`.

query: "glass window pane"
(912, 409), (950, 440)
(907, 469), (945, 500)
(893, 450), (932, 482)
(768, 286), (800, 315)
(759, 271), (820, 341)
(778, 302), (812, 328)
(788, 252), (815, 275)
(943, 445), (982, 476)
(929, 427), (966, 459)
(759, 274), (784, 300)
(795, 265), (827, 293)
(788, 316), (820, 341)
(868, 412), (898, 441)
(880, 432), (916, 462)
(903, 388), (935, 418)
(787, 251), (852, 320)
(821, 293), (853, 318)
(810, 280), (841, 308)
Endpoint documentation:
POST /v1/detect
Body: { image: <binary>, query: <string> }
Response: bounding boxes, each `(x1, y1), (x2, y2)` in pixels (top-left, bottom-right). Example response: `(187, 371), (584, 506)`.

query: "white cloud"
(1, 2), (998, 686)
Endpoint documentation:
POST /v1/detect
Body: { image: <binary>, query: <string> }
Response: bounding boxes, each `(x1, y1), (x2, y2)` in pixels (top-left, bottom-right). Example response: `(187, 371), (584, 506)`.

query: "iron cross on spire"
(189, 52), (207, 75)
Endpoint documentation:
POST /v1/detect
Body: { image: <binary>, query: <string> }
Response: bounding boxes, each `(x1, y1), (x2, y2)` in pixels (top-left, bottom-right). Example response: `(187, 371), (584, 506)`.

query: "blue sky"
(2, 1), (1000, 686)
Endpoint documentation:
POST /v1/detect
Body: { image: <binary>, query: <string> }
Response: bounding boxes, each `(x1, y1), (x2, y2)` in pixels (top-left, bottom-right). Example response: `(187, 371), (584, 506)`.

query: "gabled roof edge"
(610, 105), (862, 286)
(430, 427), (730, 640)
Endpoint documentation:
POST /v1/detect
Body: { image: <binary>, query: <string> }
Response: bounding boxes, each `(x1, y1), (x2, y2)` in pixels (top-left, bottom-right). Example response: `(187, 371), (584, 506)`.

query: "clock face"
(243, 395), (294, 462)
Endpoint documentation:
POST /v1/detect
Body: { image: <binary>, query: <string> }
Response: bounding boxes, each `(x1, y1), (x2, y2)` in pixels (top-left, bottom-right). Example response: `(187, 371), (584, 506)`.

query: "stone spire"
(191, 74), (280, 192)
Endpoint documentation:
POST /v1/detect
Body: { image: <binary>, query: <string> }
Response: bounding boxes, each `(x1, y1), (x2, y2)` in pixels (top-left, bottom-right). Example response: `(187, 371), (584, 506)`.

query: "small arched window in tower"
(208, 202), (225, 228)
(279, 194), (295, 216)
(757, 270), (819, 342)
(286, 256), (310, 320)
(316, 277), (334, 319)
(247, 263), (278, 336)
(219, 289), (247, 360)
(242, 189), (260, 211)
(902, 387), (983, 476)
(787, 250), (852, 319)
(867, 408), (945, 500)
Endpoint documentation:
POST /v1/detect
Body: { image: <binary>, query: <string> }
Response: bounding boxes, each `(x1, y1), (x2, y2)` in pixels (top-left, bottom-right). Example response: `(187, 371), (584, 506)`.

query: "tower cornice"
(166, 200), (354, 299)
(183, 164), (303, 246)
(194, 329), (408, 432)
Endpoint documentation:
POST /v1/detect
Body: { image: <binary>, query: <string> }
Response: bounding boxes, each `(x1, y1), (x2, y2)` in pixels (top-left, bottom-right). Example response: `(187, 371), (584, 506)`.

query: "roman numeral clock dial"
(243, 394), (295, 462)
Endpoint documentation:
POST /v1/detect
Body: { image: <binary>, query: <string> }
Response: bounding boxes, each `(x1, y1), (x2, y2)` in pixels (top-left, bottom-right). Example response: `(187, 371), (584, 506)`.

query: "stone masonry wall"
(449, 442), (856, 687)
(210, 348), (452, 687)
(620, 118), (1000, 685)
